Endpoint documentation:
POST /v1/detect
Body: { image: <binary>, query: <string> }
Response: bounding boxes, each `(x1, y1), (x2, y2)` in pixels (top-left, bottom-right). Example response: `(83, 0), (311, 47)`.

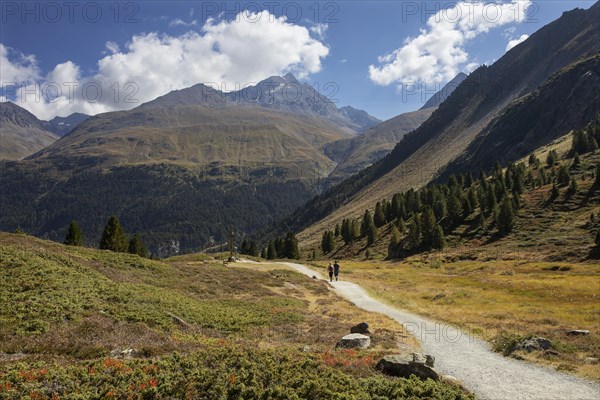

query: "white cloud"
(0, 44), (40, 85)
(310, 23), (328, 40)
(105, 41), (120, 54)
(339, 59), (348, 64)
(169, 18), (197, 27)
(506, 34), (529, 51)
(4, 10), (329, 120)
(369, 0), (532, 87)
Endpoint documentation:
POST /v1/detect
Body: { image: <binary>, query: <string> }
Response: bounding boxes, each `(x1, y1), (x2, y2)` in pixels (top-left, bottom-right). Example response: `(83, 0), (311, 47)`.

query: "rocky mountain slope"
(0, 102), (59, 160)
(270, 2), (600, 245)
(41, 112), (90, 137)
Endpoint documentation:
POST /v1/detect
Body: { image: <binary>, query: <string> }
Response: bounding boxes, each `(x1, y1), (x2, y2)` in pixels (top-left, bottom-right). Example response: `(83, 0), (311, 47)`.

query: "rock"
(376, 354), (440, 381)
(350, 322), (370, 335)
(336, 333), (371, 349)
(110, 348), (136, 359)
(312, 275), (317, 279)
(425, 354), (436, 368)
(567, 330), (590, 336)
(441, 375), (465, 389)
(515, 337), (552, 352)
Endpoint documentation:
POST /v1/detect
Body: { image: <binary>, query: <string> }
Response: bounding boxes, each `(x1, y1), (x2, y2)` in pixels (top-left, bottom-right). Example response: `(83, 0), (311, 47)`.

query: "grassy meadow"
(0, 232), (473, 399)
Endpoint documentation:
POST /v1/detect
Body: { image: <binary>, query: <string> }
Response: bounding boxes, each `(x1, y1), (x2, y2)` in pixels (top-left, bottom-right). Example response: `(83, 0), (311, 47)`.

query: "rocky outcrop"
(515, 337), (552, 352)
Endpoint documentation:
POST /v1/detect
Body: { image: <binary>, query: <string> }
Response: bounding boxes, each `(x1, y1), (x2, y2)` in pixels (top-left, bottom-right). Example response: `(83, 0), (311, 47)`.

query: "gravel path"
(279, 262), (600, 400)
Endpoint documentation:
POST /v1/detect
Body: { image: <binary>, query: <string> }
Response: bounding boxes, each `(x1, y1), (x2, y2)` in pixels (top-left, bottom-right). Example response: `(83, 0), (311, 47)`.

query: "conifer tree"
(321, 230), (335, 253)
(528, 154), (538, 167)
(477, 213), (486, 229)
(406, 218), (421, 251)
(596, 164), (600, 186)
(128, 234), (148, 258)
(550, 182), (560, 200)
(366, 223), (378, 246)
(420, 207), (437, 249)
(100, 216), (128, 252)
(64, 220), (84, 246)
(334, 223), (341, 237)
(249, 241), (259, 257)
(497, 196), (515, 234)
(432, 225), (445, 250)
(374, 202), (386, 227)
(447, 194), (463, 226)
(361, 209), (374, 237)
(267, 241), (276, 260)
(567, 177), (578, 195)
(261, 248), (267, 259)
(283, 232), (300, 259)
(557, 165), (570, 186)
(388, 225), (401, 259)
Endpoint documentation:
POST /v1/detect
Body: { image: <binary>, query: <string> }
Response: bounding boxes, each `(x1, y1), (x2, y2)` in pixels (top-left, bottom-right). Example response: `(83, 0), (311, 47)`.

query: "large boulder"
(515, 337), (552, 352)
(336, 333), (371, 349)
(350, 322), (370, 335)
(376, 354), (440, 381)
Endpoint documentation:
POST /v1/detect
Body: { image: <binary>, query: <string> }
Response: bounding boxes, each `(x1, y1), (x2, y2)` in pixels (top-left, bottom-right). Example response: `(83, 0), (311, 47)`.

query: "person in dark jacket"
(327, 262), (334, 282)
(333, 260), (340, 281)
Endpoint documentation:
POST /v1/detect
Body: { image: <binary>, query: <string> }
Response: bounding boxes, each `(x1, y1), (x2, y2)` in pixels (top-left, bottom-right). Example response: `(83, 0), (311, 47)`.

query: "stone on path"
(376, 353), (440, 381)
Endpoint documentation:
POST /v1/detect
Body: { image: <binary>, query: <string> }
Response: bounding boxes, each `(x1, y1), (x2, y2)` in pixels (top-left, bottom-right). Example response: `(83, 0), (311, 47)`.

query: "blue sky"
(0, 0), (595, 120)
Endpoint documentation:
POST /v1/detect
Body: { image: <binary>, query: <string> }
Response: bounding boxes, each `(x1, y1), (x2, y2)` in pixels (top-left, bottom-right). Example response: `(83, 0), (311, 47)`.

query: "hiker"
(333, 260), (340, 281)
(328, 262), (334, 282)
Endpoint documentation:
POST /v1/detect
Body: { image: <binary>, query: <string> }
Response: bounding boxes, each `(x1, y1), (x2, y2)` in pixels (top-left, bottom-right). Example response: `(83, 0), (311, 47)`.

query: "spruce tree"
(366, 223), (378, 246)
(249, 241), (259, 257)
(528, 154), (538, 166)
(388, 225), (401, 259)
(447, 194), (463, 226)
(497, 196), (515, 234)
(406, 218), (421, 251)
(550, 182), (560, 200)
(267, 241), (276, 260)
(260, 248), (267, 259)
(432, 225), (445, 250)
(477, 213), (486, 228)
(334, 224), (341, 237)
(420, 207), (437, 249)
(100, 216), (128, 252)
(361, 210), (374, 237)
(557, 165), (570, 186)
(128, 234), (148, 258)
(546, 150), (558, 167)
(374, 202), (386, 227)
(595, 164), (600, 186)
(567, 177), (578, 195)
(283, 232), (300, 259)
(64, 220), (83, 246)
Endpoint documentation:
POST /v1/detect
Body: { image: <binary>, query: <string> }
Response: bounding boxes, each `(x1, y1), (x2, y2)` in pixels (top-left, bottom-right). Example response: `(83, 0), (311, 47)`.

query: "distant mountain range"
(271, 2), (600, 245)
(42, 113), (90, 137)
(0, 102), (59, 161)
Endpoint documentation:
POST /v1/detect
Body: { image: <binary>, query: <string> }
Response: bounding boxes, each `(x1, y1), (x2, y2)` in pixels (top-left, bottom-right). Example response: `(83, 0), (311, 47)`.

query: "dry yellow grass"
(313, 258), (600, 380)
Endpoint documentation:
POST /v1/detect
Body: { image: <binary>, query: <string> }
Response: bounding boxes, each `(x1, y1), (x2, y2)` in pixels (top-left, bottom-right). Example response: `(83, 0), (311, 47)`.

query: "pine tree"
(321, 230), (335, 253)
(432, 225), (445, 250)
(283, 232), (300, 259)
(567, 177), (578, 195)
(557, 165), (570, 186)
(240, 239), (249, 255)
(64, 220), (83, 246)
(334, 224), (341, 237)
(260, 248), (267, 259)
(528, 154), (538, 167)
(546, 150), (558, 167)
(465, 171), (474, 188)
(406, 218), (421, 251)
(595, 164), (600, 186)
(596, 230), (600, 247)
(361, 209), (374, 237)
(366, 223), (378, 246)
(388, 225), (401, 259)
(477, 213), (485, 229)
(550, 182), (560, 200)
(497, 196), (515, 234)
(447, 194), (463, 226)
(420, 207), (437, 249)
(573, 152), (581, 167)
(99, 216), (128, 252)
(249, 241), (259, 257)
(128, 234), (148, 258)
(374, 202), (386, 227)
(486, 186), (497, 214)
(267, 241), (276, 260)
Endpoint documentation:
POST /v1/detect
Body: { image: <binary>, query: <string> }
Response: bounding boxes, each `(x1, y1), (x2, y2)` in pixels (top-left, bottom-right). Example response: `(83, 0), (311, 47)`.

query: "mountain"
(0, 102), (59, 161)
(0, 76), (365, 255)
(420, 73), (468, 110)
(324, 108), (435, 180)
(42, 112), (90, 137)
(322, 72), (469, 181)
(142, 73), (380, 134)
(269, 3), (600, 245)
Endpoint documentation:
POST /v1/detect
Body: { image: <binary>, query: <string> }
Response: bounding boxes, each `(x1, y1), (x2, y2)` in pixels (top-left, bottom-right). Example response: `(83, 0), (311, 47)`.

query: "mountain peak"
(420, 72), (469, 110)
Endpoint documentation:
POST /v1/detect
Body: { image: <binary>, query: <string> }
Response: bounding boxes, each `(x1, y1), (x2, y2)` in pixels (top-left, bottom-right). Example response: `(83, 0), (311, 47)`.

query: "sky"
(0, 0), (595, 121)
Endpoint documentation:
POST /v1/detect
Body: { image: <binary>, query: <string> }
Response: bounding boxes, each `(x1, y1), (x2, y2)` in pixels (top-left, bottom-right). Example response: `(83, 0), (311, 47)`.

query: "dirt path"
(279, 262), (600, 400)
